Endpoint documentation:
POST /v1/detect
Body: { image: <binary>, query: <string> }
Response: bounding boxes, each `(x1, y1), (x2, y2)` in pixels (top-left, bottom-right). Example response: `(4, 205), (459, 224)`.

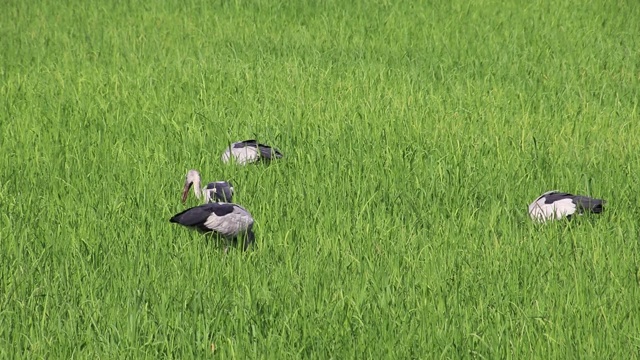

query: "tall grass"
(1, 0), (639, 358)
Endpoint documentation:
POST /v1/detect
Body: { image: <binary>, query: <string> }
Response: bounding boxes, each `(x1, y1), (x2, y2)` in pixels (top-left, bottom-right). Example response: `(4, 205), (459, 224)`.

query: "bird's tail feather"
(573, 196), (605, 213)
(258, 146), (283, 160)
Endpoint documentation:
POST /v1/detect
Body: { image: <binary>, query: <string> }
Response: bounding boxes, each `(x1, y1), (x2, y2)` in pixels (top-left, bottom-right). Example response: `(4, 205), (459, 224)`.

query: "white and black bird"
(221, 139), (283, 165)
(182, 169), (234, 203)
(528, 190), (605, 222)
(170, 202), (255, 251)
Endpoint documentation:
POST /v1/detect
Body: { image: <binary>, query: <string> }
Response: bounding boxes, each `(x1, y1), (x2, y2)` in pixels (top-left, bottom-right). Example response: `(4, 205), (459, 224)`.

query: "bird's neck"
(193, 179), (202, 199)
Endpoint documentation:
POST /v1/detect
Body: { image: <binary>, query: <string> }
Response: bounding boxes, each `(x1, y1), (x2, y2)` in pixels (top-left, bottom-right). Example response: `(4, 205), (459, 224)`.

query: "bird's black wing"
(233, 139), (283, 159)
(206, 182), (234, 202)
(170, 203), (235, 226)
(205, 181), (230, 189)
(233, 139), (259, 148)
(542, 192), (573, 204)
(205, 181), (233, 193)
(170, 204), (212, 226)
(207, 203), (236, 216)
(571, 195), (605, 214)
(258, 144), (283, 159)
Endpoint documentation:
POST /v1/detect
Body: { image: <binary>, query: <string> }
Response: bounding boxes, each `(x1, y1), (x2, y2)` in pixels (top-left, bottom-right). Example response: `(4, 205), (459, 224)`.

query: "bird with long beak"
(221, 139), (283, 165)
(182, 169), (234, 204)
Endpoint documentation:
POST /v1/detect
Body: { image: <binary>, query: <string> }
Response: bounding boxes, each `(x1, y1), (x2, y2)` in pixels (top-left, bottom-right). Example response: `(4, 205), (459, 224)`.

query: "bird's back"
(221, 140), (283, 164)
(170, 203), (253, 236)
(205, 181), (234, 203)
(529, 191), (605, 222)
(203, 204), (254, 237)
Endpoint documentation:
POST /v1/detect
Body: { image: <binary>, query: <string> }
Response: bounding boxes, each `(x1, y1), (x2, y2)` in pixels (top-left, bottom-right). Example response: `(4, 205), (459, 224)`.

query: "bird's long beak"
(182, 182), (193, 203)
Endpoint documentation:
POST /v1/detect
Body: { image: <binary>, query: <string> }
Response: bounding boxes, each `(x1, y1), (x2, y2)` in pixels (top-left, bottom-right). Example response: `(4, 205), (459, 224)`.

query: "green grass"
(1, 0), (640, 358)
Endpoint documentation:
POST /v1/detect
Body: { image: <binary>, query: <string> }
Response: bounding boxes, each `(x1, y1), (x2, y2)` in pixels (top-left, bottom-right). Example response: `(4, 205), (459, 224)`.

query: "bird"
(221, 139), (283, 165)
(170, 202), (255, 252)
(204, 181), (234, 203)
(182, 169), (234, 203)
(528, 190), (605, 222)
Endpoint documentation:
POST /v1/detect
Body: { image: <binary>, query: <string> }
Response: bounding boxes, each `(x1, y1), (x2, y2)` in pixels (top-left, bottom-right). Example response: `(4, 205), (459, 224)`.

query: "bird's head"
(182, 169), (201, 203)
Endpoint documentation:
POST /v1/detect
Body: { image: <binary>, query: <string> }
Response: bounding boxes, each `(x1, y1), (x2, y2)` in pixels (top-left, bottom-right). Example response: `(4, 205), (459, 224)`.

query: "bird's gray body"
(204, 181), (234, 203)
(170, 202), (255, 250)
(221, 140), (283, 165)
(528, 190), (605, 222)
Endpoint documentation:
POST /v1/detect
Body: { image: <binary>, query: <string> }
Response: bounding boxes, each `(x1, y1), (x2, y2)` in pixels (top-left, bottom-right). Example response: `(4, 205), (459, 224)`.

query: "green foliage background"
(1, 0), (639, 358)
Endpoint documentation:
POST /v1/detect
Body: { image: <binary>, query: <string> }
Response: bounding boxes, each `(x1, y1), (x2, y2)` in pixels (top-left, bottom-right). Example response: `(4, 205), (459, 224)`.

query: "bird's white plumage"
(203, 205), (254, 237)
(221, 146), (260, 165)
(528, 191), (577, 222)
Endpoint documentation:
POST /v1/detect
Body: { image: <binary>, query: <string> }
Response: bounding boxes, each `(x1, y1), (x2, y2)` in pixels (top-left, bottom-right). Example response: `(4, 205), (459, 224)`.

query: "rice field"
(1, 0), (640, 358)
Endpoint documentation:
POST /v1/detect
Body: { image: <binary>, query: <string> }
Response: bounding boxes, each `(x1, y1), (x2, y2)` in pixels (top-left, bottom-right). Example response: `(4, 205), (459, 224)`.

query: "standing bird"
(221, 139), (283, 165)
(170, 202), (255, 252)
(182, 169), (234, 203)
(528, 190), (605, 222)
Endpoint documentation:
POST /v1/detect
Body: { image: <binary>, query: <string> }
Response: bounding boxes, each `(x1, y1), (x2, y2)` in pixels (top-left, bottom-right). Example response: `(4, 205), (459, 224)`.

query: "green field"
(1, 0), (640, 358)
